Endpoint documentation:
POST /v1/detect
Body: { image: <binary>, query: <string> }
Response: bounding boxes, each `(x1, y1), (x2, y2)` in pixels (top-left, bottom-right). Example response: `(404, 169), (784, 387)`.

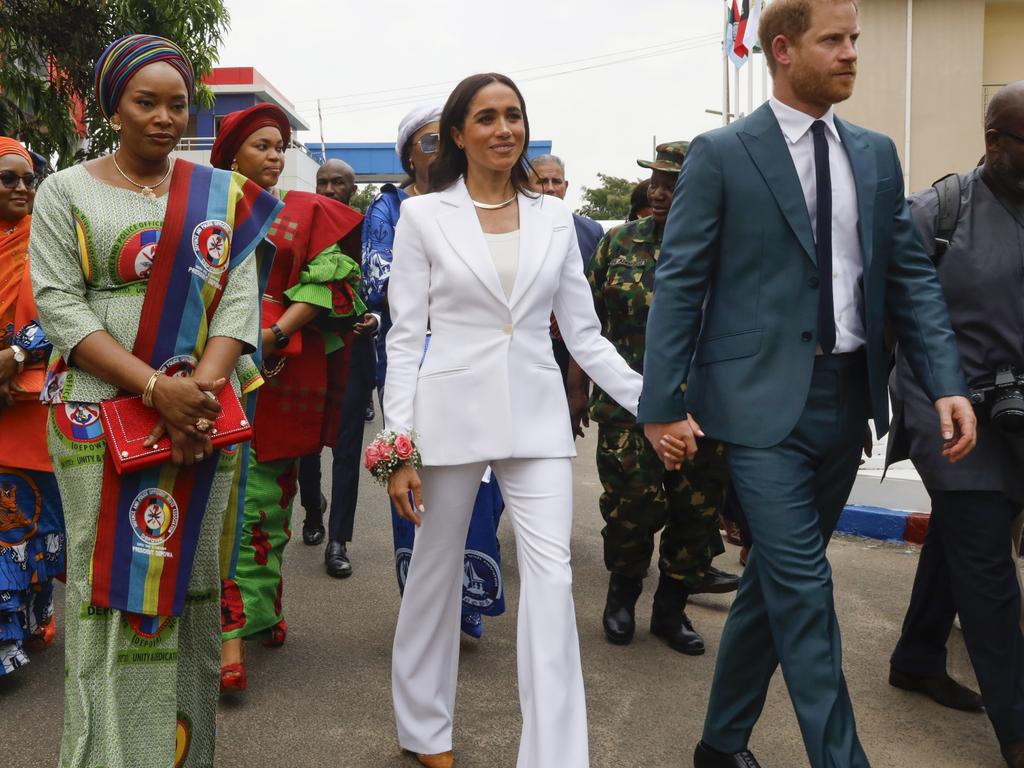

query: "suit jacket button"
(808, 277), (820, 288)
(801, 331), (813, 342)
(502, 324), (513, 335)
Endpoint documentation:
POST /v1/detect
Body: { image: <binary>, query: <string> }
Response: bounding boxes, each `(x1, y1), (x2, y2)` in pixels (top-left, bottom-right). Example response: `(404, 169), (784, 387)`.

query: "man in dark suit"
(887, 81), (1024, 768)
(637, 1), (978, 766)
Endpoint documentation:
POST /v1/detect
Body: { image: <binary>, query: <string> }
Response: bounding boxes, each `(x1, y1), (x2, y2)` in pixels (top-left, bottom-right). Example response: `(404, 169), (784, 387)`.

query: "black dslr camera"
(969, 367), (1024, 435)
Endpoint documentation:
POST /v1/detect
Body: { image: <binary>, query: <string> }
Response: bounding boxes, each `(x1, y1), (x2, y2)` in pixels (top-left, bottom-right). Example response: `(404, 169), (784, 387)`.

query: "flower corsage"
(364, 430), (422, 486)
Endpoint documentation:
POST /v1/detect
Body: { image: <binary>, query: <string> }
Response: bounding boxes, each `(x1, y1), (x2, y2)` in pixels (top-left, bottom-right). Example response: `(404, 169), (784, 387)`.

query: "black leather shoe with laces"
(325, 540), (352, 579)
(301, 493), (327, 546)
(693, 740), (762, 768)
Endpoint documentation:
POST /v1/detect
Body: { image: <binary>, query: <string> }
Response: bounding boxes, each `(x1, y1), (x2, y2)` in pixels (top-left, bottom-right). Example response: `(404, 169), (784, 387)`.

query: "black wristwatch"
(270, 323), (290, 350)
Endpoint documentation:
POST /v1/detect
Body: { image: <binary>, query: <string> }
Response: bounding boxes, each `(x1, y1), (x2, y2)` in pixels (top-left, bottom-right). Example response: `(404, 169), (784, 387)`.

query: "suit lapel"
(739, 104), (817, 264)
(436, 179), (509, 307)
(835, 117), (876, 270)
(508, 192), (552, 311)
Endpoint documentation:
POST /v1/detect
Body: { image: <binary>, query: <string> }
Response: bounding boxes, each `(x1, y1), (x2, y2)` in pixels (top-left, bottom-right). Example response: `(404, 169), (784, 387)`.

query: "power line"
(302, 34), (719, 119)
(292, 33), (719, 110)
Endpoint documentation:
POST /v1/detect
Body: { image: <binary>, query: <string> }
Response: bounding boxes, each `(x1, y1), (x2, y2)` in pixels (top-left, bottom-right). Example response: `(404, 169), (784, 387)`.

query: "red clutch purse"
(99, 386), (253, 475)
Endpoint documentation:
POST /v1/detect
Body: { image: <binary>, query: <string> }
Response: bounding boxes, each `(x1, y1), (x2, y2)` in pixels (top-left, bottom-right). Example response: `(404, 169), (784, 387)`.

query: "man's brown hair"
(759, 0), (859, 74)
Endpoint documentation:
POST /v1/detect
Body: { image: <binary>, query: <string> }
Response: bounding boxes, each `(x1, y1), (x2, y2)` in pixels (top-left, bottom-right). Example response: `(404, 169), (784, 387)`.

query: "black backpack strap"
(931, 173), (962, 263)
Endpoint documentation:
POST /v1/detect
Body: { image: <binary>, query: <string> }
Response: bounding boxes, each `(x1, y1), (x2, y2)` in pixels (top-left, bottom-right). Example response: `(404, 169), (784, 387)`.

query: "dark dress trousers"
(889, 168), (1024, 746)
(638, 102), (966, 767)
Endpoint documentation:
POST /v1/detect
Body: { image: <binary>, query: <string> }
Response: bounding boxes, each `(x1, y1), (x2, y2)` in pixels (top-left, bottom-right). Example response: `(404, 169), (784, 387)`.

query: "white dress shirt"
(769, 97), (865, 353)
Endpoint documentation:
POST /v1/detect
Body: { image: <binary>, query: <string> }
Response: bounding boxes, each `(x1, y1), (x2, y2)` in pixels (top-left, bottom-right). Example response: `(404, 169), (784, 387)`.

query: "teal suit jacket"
(637, 103), (966, 447)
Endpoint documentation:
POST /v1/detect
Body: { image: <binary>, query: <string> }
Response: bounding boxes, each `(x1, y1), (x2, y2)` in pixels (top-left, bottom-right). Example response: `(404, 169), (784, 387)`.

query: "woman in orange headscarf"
(0, 136), (65, 676)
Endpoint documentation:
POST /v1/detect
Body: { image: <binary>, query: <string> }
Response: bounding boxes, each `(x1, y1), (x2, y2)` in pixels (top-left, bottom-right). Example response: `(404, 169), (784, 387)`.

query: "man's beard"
(790, 61), (856, 107)
(990, 152), (1024, 201)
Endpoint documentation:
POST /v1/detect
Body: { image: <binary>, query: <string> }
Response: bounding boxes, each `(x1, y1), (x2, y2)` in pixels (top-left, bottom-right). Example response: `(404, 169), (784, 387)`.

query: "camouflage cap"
(637, 141), (689, 172)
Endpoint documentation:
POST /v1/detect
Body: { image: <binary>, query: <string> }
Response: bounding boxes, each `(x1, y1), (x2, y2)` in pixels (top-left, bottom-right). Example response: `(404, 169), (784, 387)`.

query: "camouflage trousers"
(596, 423), (729, 588)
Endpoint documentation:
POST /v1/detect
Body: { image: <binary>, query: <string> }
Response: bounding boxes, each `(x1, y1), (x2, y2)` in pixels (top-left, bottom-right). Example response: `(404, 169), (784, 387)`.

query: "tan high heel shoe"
(406, 750), (453, 768)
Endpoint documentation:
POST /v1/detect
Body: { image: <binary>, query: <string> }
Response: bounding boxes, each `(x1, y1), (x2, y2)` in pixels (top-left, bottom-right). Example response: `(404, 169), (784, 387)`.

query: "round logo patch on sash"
(174, 712), (192, 768)
(116, 226), (160, 283)
(462, 551), (503, 609)
(129, 489), (180, 548)
(0, 470), (41, 546)
(159, 355), (198, 379)
(54, 404), (104, 444)
(124, 613), (174, 640)
(191, 219), (231, 272)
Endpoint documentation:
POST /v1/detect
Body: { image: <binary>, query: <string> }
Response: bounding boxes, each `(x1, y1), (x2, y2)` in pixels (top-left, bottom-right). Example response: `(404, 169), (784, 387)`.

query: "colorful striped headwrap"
(94, 34), (194, 119)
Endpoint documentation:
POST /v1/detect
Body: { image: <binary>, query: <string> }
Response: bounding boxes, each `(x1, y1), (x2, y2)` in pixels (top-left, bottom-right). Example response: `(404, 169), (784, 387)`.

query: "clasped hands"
(644, 415), (703, 471)
(143, 375), (225, 467)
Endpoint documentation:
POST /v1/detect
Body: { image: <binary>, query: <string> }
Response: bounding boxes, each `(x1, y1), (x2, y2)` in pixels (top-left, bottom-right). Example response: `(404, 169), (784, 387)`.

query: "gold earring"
(110, 120), (121, 133)
(230, 160), (238, 172)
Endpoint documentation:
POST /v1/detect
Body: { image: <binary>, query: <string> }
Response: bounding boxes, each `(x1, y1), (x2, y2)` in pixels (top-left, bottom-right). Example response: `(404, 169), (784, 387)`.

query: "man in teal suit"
(638, 2), (978, 767)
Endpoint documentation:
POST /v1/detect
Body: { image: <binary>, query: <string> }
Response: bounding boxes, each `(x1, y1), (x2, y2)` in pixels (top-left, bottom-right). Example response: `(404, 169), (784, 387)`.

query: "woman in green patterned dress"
(30, 36), (279, 768)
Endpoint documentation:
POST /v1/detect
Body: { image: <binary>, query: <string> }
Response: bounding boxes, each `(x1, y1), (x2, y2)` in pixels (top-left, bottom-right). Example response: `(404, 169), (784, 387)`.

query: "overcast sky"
(218, 0), (770, 208)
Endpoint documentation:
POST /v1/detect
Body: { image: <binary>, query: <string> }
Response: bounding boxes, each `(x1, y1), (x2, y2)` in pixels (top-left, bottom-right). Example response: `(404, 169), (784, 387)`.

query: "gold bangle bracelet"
(142, 371), (163, 408)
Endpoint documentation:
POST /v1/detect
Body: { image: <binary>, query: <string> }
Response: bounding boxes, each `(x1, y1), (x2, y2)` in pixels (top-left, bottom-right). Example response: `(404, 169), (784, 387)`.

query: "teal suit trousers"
(704, 353), (871, 768)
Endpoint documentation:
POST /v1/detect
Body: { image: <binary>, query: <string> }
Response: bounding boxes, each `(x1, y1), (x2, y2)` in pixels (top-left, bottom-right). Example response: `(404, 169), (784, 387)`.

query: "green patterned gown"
(30, 165), (259, 768)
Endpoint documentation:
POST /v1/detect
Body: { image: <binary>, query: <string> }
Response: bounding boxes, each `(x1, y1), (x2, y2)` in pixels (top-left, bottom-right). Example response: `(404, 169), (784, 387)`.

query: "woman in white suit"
(383, 73), (677, 768)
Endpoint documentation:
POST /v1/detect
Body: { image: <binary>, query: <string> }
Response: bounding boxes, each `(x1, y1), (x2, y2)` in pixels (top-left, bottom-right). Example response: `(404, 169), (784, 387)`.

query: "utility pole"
(317, 98), (327, 162)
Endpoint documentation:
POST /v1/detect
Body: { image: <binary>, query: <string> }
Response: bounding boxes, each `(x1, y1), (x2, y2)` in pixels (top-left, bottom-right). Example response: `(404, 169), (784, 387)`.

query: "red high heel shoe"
(219, 662), (246, 694)
(26, 618), (56, 652)
(260, 619), (288, 647)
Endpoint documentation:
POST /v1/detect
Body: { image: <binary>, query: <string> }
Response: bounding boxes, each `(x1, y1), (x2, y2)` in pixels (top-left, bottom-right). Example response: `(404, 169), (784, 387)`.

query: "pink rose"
(376, 440), (393, 461)
(394, 434), (414, 461)
(364, 444), (380, 470)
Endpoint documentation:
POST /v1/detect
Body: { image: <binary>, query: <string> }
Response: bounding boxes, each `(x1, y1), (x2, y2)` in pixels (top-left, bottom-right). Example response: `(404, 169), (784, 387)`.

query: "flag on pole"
(726, 0), (764, 68)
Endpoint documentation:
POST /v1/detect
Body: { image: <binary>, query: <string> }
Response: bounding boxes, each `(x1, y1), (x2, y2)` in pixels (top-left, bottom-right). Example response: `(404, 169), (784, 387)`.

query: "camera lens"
(991, 387), (1024, 434)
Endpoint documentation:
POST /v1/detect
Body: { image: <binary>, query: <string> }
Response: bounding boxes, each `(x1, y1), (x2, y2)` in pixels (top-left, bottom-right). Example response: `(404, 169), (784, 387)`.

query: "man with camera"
(888, 80), (1024, 768)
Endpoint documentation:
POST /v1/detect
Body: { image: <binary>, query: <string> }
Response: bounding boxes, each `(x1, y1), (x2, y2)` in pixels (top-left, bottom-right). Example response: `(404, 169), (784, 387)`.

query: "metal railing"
(175, 136), (314, 158)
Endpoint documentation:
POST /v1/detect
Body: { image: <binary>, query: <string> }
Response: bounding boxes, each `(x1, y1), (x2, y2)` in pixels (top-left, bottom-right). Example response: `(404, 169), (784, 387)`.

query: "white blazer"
(383, 177), (642, 466)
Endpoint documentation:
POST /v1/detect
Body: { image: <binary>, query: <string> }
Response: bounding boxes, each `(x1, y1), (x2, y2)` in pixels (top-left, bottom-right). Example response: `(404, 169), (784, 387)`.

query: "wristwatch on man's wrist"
(9, 344), (26, 373)
(270, 323), (290, 350)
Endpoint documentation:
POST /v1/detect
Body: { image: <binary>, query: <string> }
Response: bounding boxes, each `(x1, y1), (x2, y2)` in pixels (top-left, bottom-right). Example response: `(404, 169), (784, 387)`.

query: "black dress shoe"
(693, 740), (762, 767)
(889, 667), (984, 711)
(325, 541), (352, 578)
(603, 574), (643, 645)
(689, 565), (741, 595)
(301, 493), (327, 546)
(651, 574), (705, 655)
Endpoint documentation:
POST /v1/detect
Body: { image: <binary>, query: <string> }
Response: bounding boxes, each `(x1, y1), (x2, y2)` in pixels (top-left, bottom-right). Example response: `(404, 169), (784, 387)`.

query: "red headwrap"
(0, 137), (33, 167)
(209, 104), (292, 170)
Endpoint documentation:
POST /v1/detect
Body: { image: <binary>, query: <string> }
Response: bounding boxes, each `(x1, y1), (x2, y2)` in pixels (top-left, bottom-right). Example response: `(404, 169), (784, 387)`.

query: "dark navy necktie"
(811, 120), (836, 355)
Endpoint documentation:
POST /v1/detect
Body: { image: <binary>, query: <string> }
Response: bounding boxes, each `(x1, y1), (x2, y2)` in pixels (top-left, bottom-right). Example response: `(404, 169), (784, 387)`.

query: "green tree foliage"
(348, 182), (379, 214)
(0, 0), (230, 168)
(576, 173), (639, 220)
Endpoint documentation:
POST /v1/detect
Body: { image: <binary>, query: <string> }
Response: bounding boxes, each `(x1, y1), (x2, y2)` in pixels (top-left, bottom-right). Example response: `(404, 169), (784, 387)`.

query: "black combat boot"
(650, 574), (705, 655)
(603, 573), (643, 645)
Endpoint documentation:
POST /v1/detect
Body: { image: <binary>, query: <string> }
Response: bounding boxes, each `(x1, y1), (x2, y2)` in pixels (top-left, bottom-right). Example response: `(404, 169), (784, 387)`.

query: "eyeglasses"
(417, 133), (440, 154)
(0, 171), (37, 190)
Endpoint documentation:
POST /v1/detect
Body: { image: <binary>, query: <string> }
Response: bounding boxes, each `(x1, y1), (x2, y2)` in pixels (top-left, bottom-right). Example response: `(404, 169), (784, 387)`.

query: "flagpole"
(734, 64), (741, 119)
(722, 3), (731, 125)
(747, 52), (754, 115)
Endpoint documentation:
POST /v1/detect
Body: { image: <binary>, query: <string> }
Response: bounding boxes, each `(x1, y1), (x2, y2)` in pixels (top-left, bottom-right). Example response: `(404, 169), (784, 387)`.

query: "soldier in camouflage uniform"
(568, 142), (739, 655)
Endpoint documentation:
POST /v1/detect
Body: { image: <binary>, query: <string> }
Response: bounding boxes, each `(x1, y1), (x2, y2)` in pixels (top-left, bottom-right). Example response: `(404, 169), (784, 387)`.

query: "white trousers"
(392, 458), (589, 768)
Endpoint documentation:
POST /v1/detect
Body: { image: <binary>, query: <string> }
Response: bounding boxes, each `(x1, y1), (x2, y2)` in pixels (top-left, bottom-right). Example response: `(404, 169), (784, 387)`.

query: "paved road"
(3, 421), (1003, 767)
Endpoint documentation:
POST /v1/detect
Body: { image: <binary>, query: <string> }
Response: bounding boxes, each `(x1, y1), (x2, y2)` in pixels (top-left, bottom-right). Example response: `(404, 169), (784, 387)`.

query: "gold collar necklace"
(471, 193), (516, 210)
(112, 152), (172, 199)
